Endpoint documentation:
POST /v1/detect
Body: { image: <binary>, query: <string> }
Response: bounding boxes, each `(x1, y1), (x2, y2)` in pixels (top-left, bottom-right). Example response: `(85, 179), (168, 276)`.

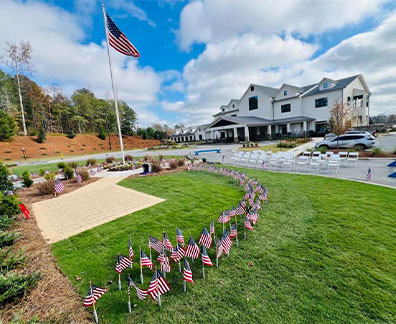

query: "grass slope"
(51, 169), (396, 324)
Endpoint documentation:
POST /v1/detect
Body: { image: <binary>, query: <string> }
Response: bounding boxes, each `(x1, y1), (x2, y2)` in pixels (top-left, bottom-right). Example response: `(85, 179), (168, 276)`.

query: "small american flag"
(129, 238), (134, 260)
(76, 172), (82, 185)
(176, 228), (184, 246)
(83, 285), (107, 307)
(216, 239), (223, 259)
(229, 223), (237, 239)
(217, 211), (230, 224)
(221, 229), (232, 256)
(106, 13), (140, 57)
(229, 205), (236, 217)
(128, 278), (148, 300)
(54, 178), (64, 194)
(140, 250), (153, 270)
(171, 244), (183, 262)
(185, 236), (200, 259)
(160, 252), (171, 273)
(209, 220), (215, 235)
(183, 259), (193, 283)
(235, 202), (245, 215)
(201, 246), (213, 266)
(245, 216), (254, 231)
(115, 255), (132, 273)
(149, 235), (164, 254)
(198, 226), (212, 249)
(163, 232), (173, 251)
(148, 270), (170, 300)
(366, 167), (372, 181)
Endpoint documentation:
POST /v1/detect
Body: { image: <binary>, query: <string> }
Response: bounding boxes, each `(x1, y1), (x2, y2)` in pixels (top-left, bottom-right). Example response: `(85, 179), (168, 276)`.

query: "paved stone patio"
(33, 175), (165, 243)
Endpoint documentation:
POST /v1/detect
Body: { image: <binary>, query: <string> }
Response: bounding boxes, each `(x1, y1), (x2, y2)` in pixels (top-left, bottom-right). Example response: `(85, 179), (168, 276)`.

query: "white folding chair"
(230, 151), (243, 165)
(240, 152), (251, 166)
(347, 152), (359, 167)
(312, 151), (321, 157)
(283, 153), (295, 170)
(328, 154), (340, 173)
(269, 153), (279, 169)
(296, 155), (309, 171)
(339, 152), (348, 166)
(309, 156), (320, 172)
(303, 151), (312, 158)
(318, 154), (328, 171)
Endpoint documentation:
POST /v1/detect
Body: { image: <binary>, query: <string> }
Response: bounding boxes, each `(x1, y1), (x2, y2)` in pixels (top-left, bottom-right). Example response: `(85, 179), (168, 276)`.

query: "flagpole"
(148, 236), (152, 262)
(102, 4), (125, 164)
(235, 216), (239, 248)
(90, 281), (99, 324)
(156, 269), (161, 308)
(140, 246), (143, 284)
(129, 235), (133, 269)
(127, 275), (132, 313)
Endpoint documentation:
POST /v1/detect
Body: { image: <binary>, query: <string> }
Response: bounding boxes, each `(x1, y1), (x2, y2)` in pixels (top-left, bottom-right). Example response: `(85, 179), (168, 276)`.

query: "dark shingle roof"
(302, 75), (359, 97)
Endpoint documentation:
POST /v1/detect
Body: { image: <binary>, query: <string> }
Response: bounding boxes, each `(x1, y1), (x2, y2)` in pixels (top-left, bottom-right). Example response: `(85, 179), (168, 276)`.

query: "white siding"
(237, 86), (273, 118)
(273, 97), (302, 120)
(301, 90), (343, 122)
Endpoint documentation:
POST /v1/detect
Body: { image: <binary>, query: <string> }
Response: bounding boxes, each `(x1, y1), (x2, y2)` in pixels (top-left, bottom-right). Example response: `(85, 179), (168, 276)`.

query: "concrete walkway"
(33, 170), (165, 243)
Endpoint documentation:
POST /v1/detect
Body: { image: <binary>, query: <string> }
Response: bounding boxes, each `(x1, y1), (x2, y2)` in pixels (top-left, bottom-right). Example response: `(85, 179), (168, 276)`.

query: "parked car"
(324, 133), (336, 139)
(315, 134), (378, 150)
(345, 130), (375, 138)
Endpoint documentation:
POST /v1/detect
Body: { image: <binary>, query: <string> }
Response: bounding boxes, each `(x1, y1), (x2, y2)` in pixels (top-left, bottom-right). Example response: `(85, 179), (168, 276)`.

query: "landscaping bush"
(22, 171), (33, 188)
(0, 216), (14, 230)
(202, 158), (207, 163)
(39, 169), (46, 176)
(76, 168), (90, 181)
(37, 127), (46, 143)
(44, 173), (55, 181)
(125, 155), (134, 162)
(67, 128), (75, 139)
(57, 162), (66, 169)
(0, 162), (13, 192)
(318, 146), (328, 154)
(68, 161), (78, 169)
(28, 129), (38, 136)
(0, 194), (20, 216)
(158, 154), (163, 161)
(36, 179), (55, 195)
(86, 158), (97, 166)
(106, 156), (115, 164)
(151, 161), (162, 173)
(0, 231), (20, 248)
(0, 110), (17, 142)
(169, 161), (178, 169)
(370, 147), (384, 157)
(63, 165), (74, 180)
(0, 271), (40, 305)
(177, 159), (185, 167)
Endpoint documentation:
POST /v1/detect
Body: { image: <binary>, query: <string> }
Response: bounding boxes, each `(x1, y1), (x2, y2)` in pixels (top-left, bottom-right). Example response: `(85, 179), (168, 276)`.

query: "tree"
(328, 101), (352, 148)
(0, 162), (13, 191)
(120, 101), (137, 136)
(37, 126), (46, 143)
(1, 41), (33, 135)
(0, 109), (16, 141)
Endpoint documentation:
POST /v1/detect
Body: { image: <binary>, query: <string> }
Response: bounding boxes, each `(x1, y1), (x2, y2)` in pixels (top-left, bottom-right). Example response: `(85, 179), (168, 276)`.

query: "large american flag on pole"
(106, 13), (140, 57)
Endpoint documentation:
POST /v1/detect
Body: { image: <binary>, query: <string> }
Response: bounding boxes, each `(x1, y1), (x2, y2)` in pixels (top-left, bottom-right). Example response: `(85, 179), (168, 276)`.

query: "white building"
(172, 74), (370, 142)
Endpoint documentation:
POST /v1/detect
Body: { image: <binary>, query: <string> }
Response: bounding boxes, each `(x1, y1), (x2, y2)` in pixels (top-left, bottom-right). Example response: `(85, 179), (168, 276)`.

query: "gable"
(210, 119), (239, 128)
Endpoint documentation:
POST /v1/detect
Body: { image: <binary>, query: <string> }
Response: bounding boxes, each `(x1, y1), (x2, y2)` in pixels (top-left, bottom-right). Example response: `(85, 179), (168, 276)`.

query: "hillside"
(0, 134), (160, 161)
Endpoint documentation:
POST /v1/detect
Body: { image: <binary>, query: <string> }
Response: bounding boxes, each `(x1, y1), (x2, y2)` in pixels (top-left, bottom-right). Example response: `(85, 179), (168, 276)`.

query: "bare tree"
(328, 101), (352, 148)
(1, 41), (33, 135)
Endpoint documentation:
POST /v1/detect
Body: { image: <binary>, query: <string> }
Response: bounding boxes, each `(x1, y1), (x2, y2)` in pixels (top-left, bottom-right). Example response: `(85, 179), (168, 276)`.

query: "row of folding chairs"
(302, 151), (359, 167)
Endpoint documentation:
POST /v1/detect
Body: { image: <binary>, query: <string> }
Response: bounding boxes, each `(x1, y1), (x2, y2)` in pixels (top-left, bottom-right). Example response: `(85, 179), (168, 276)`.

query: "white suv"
(315, 134), (377, 150)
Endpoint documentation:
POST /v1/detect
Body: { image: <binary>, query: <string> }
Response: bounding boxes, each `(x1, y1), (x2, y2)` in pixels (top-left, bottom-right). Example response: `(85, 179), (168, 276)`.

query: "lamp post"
(21, 147), (26, 160)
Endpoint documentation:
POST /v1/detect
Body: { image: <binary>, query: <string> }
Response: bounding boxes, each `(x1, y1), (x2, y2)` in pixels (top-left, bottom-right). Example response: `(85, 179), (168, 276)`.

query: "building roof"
(212, 108), (239, 117)
(302, 75), (360, 97)
(252, 84), (279, 97)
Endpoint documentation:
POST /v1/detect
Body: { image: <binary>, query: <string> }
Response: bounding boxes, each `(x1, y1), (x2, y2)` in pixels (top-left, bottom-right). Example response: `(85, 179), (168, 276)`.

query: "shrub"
(28, 129), (38, 136)
(318, 146), (328, 154)
(63, 165), (74, 180)
(39, 169), (46, 176)
(37, 127), (46, 143)
(98, 126), (106, 140)
(125, 155), (134, 162)
(158, 154), (163, 161)
(57, 162), (66, 169)
(370, 147), (384, 157)
(44, 173), (54, 181)
(0, 194), (20, 216)
(68, 161), (78, 169)
(0, 231), (20, 248)
(202, 158), (207, 163)
(36, 179), (55, 195)
(0, 271), (40, 305)
(67, 128), (75, 139)
(151, 161), (162, 173)
(106, 156), (115, 164)
(86, 158), (97, 166)
(0, 216), (14, 230)
(0, 162), (13, 192)
(22, 171), (33, 188)
(76, 168), (90, 181)
(177, 159), (185, 167)
(169, 161), (178, 169)
(0, 110), (17, 142)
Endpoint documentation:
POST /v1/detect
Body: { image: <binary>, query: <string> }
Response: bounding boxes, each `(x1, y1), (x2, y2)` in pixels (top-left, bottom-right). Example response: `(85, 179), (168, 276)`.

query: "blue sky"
(1, 0), (396, 126)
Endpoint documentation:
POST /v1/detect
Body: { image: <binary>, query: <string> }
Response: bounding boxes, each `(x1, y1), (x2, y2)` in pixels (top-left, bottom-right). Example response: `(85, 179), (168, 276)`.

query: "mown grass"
(51, 169), (396, 323)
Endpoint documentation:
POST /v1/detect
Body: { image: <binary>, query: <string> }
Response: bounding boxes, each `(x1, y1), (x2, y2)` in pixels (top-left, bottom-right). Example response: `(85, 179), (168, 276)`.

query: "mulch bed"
(127, 166), (187, 179)
(0, 178), (98, 323)
(324, 149), (396, 158)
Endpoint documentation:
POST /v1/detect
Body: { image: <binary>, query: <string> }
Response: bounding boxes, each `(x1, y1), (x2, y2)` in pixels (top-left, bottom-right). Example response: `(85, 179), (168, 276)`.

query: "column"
(287, 123), (291, 133)
(303, 121), (307, 132)
(267, 125), (272, 139)
(275, 125), (279, 134)
(233, 127), (238, 143)
(244, 126), (249, 142)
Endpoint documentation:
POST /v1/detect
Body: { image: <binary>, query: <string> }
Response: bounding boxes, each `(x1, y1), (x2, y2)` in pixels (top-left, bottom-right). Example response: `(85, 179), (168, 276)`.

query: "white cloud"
(0, 0), (162, 125)
(108, 0), (156, 27)
(178, 0), (387, 50)
(161, 100), (185, 111)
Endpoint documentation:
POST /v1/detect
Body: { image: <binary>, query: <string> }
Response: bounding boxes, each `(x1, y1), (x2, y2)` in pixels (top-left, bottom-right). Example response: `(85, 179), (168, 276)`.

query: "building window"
(323, 82), (328, 89)
(199, 135), (202, 140)
(249, 96), (258, 110)
(283, 90), (287, 96)
(231, 114), (237, 117)
(366, 95), (369, 107)
(281, 104), (291, 113)
(250, 85), (254, 91)
(315, 97), (328, 108)
(232, 104), (235, 108)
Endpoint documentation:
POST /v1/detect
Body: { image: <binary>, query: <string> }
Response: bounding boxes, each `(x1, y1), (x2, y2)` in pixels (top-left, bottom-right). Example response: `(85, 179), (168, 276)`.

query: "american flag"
(160, 252), (171, 273)
(366, 167), (372, 181)
(83, 285), (107, 307)
(176, 228), (184, 246)
(140, 250), (153, 270)
(229, 205), (236, 217)
(183, 259), (193, 283)
(201, 246), (213, 266)
(249, 210), (258, 225)
(244, 216), (254, 231)
(248, 194), (255, 207)
(77, 172), (82, 185)
(229, 223), (237, 239)
(54, 178), (64, 194)
(157, 249), (165, 263)
(129, 238), (134, 260)
(220, 230), (232, 256)
(128, 278), (148, 300)
(217, 211), (230, 224)
(255, 199), (261, 211)
(149, 235), (164, 254)
(148, 269), (170, 300)
(171, 244), (183, 262)
(255, 185), (263, 194)
(209, 220), (215, 235)
(235, 202), (245, 215)
(198, 226), (212, 249)
(185, 236), (200, 259)
(216, 239), (223, 259)
(163, 232), (173, 251)
(115, 255), (132, 273)
(106, 13), (140, 57)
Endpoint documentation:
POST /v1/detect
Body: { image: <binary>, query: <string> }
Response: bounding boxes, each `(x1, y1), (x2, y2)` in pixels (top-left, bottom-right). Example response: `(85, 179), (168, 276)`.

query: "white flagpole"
(102, 4), (125, 164)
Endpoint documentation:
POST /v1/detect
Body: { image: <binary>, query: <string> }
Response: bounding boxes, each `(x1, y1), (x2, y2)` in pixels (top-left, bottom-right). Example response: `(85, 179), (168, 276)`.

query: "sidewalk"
(287, 138), (323, 156)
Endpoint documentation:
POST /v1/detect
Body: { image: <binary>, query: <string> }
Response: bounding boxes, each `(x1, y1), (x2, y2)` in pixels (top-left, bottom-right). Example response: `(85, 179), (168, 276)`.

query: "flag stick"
(140, 246), (143, 284)
(90, 281), (99, 324)
(191, 257), (194, 265)
(127, 275), (132, 313)
(118, 273), (121, 291)
(155, 268), (161, 308)
(102, 4), (125, 164)
(178, 260), (181, 272)
(129, 234), (133, 269)
(148, 236), (152, 262)
(215, 240), (219, 268)
(183, 280), (187, 293)
(202, 262), (205, 279)
(222, 213), (225, 231)
(235, 217), (239, 248)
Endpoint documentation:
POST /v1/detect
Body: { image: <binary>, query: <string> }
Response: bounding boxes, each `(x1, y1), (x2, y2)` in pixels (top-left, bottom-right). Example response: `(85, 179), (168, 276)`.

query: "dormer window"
(323, 82), (328, 89)
(250, 85), (254, 91)
(232, 104), (235, 108)
(283, 90), (287, 96)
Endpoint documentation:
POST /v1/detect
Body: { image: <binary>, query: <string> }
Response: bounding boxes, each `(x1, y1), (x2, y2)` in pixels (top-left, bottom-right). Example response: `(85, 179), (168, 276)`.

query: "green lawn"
(51, 169), (396, 323)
